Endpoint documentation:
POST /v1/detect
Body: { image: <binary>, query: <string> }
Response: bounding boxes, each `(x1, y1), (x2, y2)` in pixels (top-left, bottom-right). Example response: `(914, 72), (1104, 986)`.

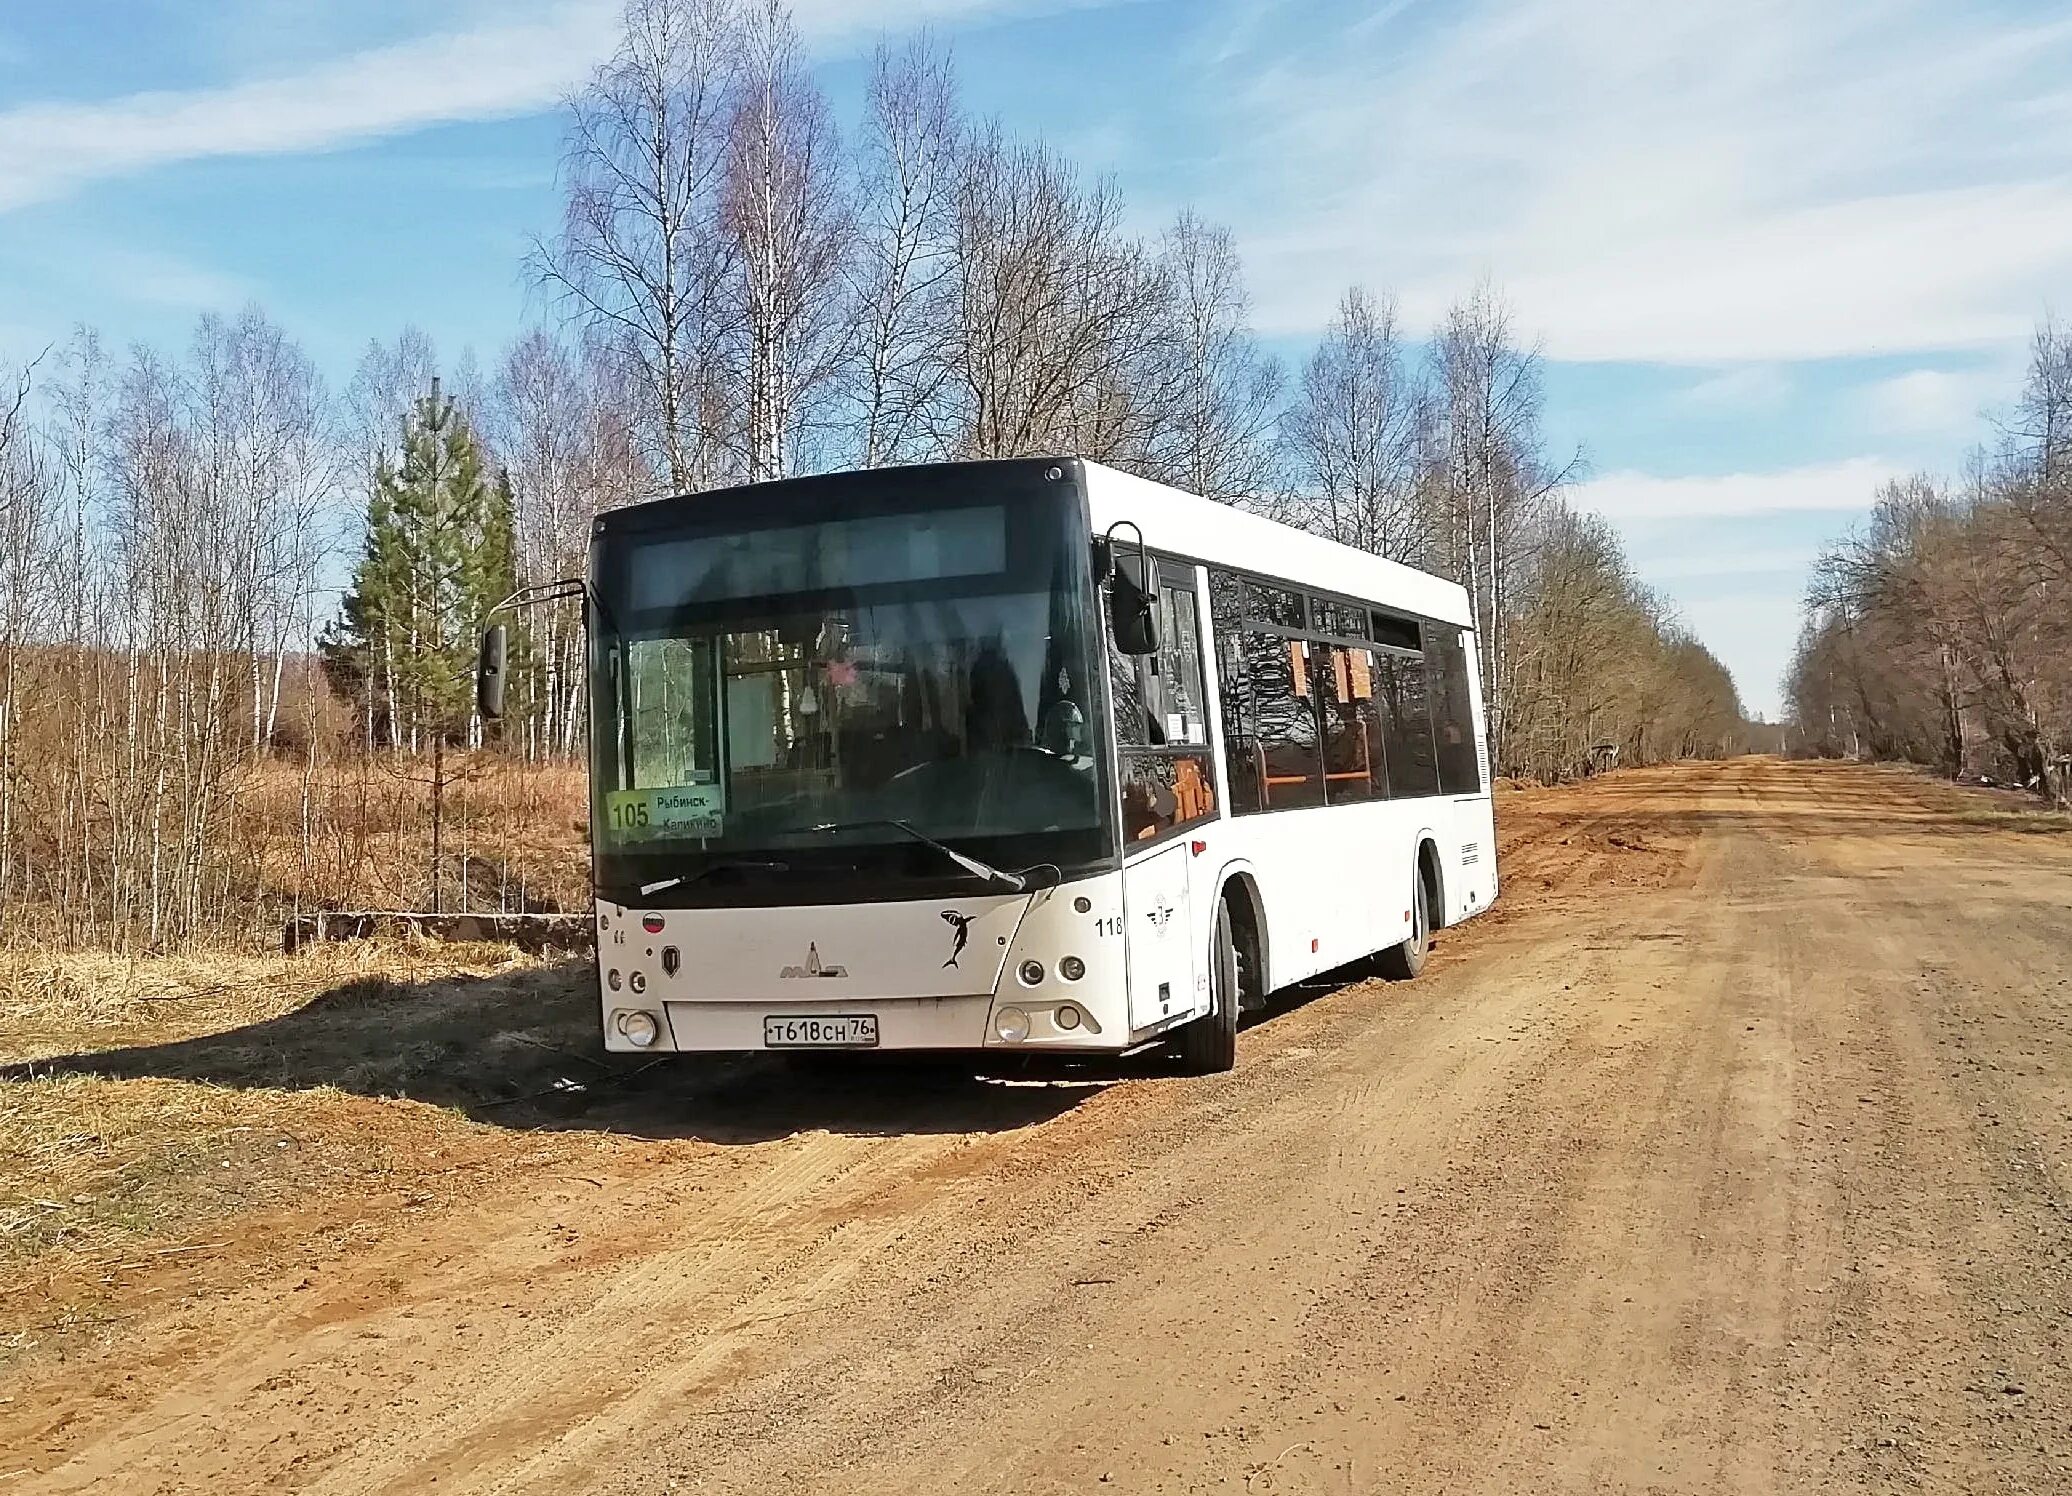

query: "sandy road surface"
(5, 758), (2071, 1493)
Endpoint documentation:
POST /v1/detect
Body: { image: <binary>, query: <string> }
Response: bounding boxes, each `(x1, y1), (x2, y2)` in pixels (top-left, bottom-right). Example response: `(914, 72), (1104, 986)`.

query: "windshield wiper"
(621, 859), (790, 899)
(803, 820), (1027, 892)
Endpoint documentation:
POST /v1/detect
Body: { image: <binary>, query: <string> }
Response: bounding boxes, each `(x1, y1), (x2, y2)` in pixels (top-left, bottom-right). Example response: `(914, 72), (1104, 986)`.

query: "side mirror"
(1108, 565), (1159, 657)
(477, 624), (508, 721)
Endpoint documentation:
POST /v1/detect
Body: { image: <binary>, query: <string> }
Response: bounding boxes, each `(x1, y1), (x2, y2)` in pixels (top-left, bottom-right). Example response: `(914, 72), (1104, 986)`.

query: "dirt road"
(5, 758), (2070, 1493)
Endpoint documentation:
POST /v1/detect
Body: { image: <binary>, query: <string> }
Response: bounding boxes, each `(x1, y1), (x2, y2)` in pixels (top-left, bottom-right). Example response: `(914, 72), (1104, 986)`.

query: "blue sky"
(5, 0), (2071, 716)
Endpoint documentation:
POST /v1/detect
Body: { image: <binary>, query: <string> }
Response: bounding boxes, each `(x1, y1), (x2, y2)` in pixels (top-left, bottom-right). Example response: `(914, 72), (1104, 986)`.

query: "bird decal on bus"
(940, 909), (976, 968)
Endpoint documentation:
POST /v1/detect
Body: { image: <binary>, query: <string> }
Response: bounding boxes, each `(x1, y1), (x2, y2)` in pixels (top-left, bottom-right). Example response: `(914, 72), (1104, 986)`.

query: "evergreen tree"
(323, 379), (509, 749)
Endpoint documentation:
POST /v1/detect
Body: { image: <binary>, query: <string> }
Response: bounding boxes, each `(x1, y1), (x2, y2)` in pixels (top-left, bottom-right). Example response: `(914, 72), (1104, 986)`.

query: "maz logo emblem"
(779, 942), (847, 979)
(940, 910), (976, 968)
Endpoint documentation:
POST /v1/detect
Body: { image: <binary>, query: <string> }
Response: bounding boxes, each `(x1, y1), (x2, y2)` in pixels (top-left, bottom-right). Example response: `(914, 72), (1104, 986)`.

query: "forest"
(1789, 319), (2071, 807)
(0, 0), (1746, 950)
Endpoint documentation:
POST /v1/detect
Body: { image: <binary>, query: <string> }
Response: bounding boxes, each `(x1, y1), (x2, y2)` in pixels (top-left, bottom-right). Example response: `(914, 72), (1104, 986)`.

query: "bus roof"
(595, 456), (1476, 630)
(1081, 461), (1475, 629)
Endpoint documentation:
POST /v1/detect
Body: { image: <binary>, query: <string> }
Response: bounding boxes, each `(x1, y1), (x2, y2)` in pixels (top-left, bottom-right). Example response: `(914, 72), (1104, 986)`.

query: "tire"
(1175, 897), (1241, 1074)
(1377, 858), (1432, 981)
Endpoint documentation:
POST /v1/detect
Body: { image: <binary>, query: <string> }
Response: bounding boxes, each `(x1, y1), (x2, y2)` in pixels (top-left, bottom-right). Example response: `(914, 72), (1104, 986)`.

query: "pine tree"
(322, 381), (513, 911)
(323, 379), (510, 750)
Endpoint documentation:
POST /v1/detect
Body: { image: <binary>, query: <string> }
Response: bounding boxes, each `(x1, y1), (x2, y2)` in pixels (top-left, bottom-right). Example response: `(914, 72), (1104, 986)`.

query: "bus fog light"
(616, 1010), (660, 1047)
(1058, 955), (1086, 982)
(995, 1007), (1030, 1043)
(1055, 1003), (1082, 1031)
(1017, 959), (1044, 986)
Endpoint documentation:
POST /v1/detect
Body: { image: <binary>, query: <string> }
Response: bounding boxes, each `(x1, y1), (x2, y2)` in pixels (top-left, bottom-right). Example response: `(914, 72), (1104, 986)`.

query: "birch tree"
(1280, 287), (1425, 554)
(724, 0), (849, 480)
(846, 35), (962, 467)
(1429, 283), (1573, 768)
(538, 0), (744, 493)
(1147, 210), (1282, 505)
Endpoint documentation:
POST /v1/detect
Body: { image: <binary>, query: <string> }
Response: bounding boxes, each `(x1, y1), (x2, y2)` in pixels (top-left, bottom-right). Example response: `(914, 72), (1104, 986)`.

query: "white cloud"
(1199, 0), (2072, 364)
(0, 0), (1083, 213)
(1856, 366), (2000, 437)
(0, 2), (622, 212)
(1676, 364), (1791, 413)
(1573, 457), (1903, 521)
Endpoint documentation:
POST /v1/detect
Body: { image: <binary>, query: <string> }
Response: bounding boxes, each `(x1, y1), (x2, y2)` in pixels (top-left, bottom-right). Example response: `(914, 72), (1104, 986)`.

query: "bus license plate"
(763, 1014), (879, 1048)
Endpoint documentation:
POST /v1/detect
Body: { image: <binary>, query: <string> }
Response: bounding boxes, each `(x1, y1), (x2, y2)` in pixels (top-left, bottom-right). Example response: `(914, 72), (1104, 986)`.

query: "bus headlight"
(994, 1007), (1030, 1043)
(1055, 1003), (1082, 1031)
(1058, 955), (1086, 982)
(628, 970), (647, 995)
(1017, 959), (1044, 986)
(615, 1009), (660, 1047)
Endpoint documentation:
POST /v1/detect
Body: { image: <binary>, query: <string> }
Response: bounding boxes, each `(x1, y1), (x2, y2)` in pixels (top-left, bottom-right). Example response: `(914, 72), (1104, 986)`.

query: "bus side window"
(1317, 645), (1384, 803)
(1208, 569), (1263, 815)
(1427, 628), (1483, 794)
(1246, 632), (1323, 810)
(1377, 650), (1439, 798)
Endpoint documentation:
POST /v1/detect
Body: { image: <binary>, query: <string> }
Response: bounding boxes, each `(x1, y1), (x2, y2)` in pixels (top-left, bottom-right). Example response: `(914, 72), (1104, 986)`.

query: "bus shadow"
(5, 958), (1106, 1144)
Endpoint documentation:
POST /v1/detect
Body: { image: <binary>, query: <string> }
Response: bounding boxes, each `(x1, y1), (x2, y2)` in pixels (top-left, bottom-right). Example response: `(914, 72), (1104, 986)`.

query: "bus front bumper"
(613, 995), (1124, 1054)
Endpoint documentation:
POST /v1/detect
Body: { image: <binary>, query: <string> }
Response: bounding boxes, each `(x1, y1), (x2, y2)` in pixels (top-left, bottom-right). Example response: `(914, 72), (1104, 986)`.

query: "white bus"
(480, 457), (1497, 1073)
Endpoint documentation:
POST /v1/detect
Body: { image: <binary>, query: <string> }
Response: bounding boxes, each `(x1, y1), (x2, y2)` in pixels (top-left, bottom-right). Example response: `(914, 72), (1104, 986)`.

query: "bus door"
(1113, 560), (1219, 1033)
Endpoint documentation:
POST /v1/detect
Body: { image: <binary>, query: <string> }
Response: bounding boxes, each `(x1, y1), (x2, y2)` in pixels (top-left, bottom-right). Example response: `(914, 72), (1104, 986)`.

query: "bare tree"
(724, 0), (849, 480)
(1280, 287), (1425, 554)
(537, 0), (744, 494)
(947, 128), (1167, 461)
(1147, 211), (1282, 504)
(1792, 323), (2072, 806)
(345, 327), (440, 471)
(0, 355), (55, 916)
(846, 35), (962, 468)
(488, 329), (636, 756)
(1429, 283), (1575, 767)
(2002, 315), (2072, 583)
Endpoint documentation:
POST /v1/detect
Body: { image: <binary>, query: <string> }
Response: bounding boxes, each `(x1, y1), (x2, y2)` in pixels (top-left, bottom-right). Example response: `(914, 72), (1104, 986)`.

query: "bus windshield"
(590, 473), (1109, 900)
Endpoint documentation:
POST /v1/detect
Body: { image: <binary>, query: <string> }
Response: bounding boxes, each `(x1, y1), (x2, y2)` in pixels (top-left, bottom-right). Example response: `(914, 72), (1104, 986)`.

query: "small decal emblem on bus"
(940, 910), (976, 968)
(779, 943), (847, 979)
(1147, 902), (1175, 929)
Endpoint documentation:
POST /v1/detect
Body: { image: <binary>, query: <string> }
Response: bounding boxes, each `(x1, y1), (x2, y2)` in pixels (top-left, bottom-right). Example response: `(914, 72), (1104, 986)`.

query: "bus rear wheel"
(1377, 859), (1431, 981)
(1175, 898), (1240, 1074)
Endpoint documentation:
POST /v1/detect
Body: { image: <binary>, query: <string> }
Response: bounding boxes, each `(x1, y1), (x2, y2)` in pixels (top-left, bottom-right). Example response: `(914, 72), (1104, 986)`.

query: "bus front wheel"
(1174, 898), (1241, 1074)
(1377, 860), (1432, 981)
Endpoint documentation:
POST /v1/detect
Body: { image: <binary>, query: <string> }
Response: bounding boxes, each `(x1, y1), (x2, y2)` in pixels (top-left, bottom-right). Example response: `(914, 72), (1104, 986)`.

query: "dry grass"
(1852, 761), (2072, 837)
(0, 939), (555, 1061)
(0, 938), (629, 1369)
(0, 750), (594, 949)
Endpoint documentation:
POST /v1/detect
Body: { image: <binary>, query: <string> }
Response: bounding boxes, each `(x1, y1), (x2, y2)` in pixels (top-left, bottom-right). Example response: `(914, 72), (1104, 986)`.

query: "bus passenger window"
(1317, 645), (1383, 803)
(1377, 651), (1439, 798)
(1209, 569), (1263, 815)
(1247, 631), (1323, 810)
(1427, 627), (1483, 794)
